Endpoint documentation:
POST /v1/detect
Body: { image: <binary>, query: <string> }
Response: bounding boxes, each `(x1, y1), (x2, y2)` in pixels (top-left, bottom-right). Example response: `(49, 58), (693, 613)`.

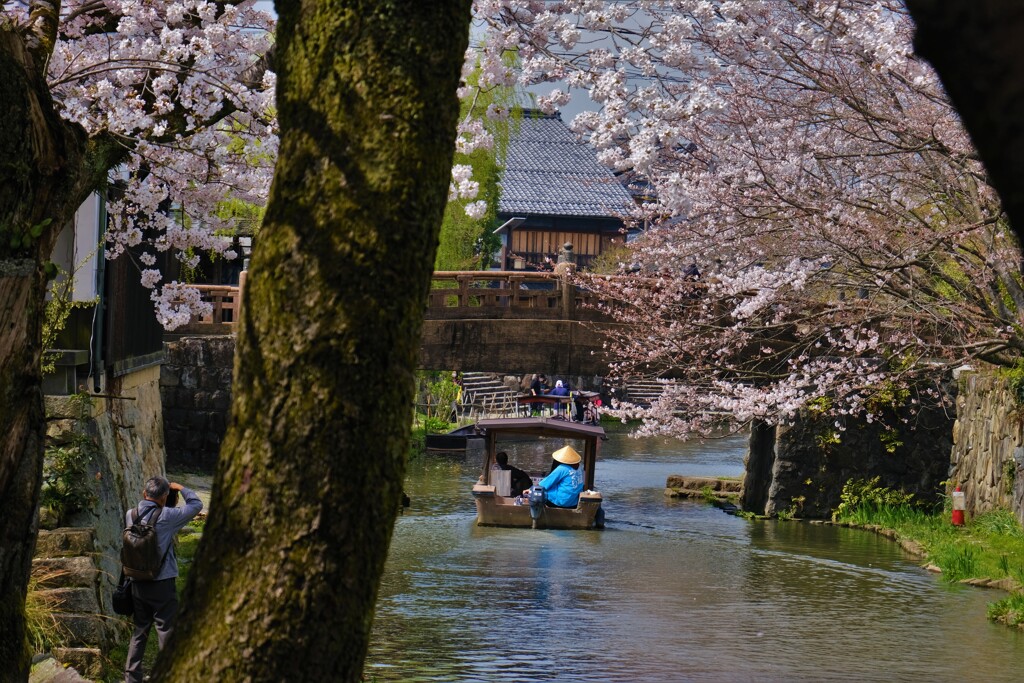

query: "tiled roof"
(499, 112), (633, 218)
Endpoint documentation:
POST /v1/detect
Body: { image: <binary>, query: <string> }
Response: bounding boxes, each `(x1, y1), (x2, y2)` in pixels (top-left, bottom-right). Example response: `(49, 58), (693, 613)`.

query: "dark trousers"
(125, 577), (177, 683)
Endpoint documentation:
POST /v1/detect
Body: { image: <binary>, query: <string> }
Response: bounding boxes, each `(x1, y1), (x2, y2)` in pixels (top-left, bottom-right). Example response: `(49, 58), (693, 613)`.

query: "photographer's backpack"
(121, 506), (163, 580)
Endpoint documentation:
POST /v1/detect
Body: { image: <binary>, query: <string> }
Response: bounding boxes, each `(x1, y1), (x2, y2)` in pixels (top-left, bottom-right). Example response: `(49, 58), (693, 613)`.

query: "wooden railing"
(428, 271), (561, 309)
(189, 285), (241, 324)
(177, 270), (615, 333)
(426, 270), (611, 320)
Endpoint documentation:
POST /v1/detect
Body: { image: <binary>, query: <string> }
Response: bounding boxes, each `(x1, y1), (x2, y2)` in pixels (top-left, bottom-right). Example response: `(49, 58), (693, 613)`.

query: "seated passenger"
(534, 445), (584, 508)
(494, 451), (533, 494)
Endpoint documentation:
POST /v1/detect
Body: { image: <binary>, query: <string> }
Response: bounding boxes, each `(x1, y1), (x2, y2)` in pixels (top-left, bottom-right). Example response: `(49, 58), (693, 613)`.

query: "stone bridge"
(420, 271), (623, 375)
(175, 271), (624, 376)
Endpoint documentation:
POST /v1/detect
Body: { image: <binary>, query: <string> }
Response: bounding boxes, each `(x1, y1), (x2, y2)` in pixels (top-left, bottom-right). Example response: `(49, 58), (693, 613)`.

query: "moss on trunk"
(0, 27), (93, 683)
(158, 2), (472, 681)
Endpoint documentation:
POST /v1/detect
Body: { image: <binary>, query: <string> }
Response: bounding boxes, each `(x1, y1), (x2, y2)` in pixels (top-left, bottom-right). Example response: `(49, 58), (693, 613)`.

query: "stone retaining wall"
(160, 336), (235, 470)
(742, 386), (955, 519)
(35, 365), (164, 676)
(950, 370), (1024, 524)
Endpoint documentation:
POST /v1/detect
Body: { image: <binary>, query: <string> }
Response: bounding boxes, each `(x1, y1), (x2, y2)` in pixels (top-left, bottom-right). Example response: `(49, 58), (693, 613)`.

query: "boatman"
(536, 445), (584, 508)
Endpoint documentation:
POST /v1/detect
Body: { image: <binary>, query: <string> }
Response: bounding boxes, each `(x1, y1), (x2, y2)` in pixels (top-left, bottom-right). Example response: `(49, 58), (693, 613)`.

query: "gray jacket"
(125, 486), (203, 581)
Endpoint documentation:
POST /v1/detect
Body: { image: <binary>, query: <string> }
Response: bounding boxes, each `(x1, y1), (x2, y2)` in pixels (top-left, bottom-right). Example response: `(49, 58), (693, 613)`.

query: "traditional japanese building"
(495, 110), (634, 271)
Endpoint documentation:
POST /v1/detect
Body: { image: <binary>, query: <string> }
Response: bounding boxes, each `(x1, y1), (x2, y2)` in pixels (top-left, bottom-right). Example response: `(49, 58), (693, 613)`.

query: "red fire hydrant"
(951, 486), (966, 526)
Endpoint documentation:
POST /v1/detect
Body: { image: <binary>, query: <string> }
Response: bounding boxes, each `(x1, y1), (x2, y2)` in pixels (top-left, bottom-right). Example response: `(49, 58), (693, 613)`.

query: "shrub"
(1005, 358), (1024, 406)
(40, 438), (97, 527)
(833, 477), (916, 520)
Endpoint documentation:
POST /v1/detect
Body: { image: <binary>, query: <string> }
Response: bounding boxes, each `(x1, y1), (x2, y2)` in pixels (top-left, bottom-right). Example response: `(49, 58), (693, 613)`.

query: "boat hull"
(425, 425), (483, 452)
(473, 484), (604, 529)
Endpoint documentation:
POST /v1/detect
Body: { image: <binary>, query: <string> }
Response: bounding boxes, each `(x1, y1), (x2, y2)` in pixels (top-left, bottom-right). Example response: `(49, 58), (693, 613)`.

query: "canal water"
(367, 423), (1024, 682)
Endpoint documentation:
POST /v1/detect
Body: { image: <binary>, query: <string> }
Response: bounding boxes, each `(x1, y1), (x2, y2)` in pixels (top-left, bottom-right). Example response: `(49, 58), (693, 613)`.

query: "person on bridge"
(550, 379), (569, 418)
(534, 445), (584, 508)
(529, 374), (548, 415)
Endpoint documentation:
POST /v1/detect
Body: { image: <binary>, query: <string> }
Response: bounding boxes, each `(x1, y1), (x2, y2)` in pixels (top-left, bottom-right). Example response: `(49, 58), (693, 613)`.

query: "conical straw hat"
(552, 445), (582, 465)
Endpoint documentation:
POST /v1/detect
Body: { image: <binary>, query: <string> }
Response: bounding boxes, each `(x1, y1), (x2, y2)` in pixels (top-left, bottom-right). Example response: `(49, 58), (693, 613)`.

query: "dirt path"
(167, 471), (214, 511)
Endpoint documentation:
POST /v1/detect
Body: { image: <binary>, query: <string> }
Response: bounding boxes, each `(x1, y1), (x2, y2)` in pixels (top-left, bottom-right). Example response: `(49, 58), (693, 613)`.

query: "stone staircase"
(620, 377), (674, 407)
(32, 527), (121, 680)
(459, 372), (518, 417)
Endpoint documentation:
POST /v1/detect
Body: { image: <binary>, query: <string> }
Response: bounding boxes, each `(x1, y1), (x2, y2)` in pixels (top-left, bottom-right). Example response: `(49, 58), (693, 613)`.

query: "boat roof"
(475, 417), (605, 441)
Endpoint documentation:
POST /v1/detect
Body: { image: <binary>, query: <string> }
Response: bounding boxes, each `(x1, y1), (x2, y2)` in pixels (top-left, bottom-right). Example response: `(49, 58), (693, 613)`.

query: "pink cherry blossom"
(470, 0), (1015, 438)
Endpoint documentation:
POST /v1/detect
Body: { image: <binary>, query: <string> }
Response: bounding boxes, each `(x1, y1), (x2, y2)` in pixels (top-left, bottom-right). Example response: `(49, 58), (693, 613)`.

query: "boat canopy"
(474, 417), (605, 440)
(476, 417), (604, 491)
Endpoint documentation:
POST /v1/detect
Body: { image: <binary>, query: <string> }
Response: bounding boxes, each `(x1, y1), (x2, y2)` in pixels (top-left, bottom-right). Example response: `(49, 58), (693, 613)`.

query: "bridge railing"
(165, 278), (246, 336)
(170, 269), (620, 335)
(189, 285), (242, 324)
(426, 270), (613, 320)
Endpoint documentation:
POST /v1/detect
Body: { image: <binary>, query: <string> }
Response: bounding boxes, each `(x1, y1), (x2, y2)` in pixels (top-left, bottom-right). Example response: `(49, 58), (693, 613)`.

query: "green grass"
(989, 592), (1024, 627)
(834, 502), (1024, 628)
(104, 517), (204, 681)
(26, 568), (72, 655)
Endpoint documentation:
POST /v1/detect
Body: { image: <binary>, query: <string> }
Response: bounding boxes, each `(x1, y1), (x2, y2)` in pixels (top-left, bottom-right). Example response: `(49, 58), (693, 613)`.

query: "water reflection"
(368, 426), (1024, 682)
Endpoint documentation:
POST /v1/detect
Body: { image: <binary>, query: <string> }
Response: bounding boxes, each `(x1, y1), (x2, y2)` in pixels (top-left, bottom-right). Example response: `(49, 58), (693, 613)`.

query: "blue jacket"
(538, 464), (584, 508)
(126, 487), (203, 581)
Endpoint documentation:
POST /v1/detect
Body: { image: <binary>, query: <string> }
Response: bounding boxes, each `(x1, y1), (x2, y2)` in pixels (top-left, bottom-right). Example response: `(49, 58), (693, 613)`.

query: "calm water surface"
(367, 424), (1024, 682)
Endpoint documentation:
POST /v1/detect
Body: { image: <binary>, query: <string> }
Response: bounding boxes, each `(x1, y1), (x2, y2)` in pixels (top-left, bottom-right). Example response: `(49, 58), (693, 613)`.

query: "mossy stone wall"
(950, 369), (1024, 524)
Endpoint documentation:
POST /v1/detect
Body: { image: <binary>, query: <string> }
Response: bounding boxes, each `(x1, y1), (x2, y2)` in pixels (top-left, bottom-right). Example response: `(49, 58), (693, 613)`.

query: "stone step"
(621, 378), (675, 406)
(459, 372), (517, 416)
(51, 648), (104, 681)
(35, 528), (95, 558)
(51, 613), (113, 648)
(461, 377), (507, 390)
(37, 587), (100, 614)
(29, 654), (92, 683)
(32, 557), (99, 589)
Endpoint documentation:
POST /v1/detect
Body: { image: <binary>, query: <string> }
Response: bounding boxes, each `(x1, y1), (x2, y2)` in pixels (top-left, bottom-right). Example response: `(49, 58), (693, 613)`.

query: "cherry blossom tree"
(472, 1), (1020, 437)
(0, 1), (273, 675)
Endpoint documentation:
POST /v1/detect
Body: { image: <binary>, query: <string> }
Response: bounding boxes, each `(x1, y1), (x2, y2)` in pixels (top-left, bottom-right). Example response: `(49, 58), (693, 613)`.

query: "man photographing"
(124, 475), (203, 683)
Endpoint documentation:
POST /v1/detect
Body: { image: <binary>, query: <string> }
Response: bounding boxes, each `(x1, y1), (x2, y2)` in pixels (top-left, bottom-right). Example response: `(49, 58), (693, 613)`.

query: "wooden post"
(560, 273), (575, 319)
(237, 270), (247, 329)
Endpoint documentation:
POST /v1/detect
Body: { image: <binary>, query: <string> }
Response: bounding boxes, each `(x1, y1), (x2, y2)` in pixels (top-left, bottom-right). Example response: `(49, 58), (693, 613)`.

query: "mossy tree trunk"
(158, 2), (471, 680)
(0, 25), (108, 683)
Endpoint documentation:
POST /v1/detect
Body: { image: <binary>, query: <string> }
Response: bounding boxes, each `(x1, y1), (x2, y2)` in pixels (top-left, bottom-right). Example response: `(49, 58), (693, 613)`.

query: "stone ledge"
(39, 587), (100, 614)
(36, 529), (95, 558)
(32, 557), (98, 589)
(51, 648), (103, 680)
(52, 613), (114, 648)
(29, 654), (91, 683)
(665, 475), (742, 499)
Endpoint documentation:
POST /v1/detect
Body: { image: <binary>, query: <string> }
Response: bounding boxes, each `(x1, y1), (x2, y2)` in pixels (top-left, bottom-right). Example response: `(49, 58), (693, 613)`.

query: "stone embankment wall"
(950, 370), (1024, 525)
(742, 390), (956, 519)
(36, 365), (165, 676)
(161, 336), (235, 470)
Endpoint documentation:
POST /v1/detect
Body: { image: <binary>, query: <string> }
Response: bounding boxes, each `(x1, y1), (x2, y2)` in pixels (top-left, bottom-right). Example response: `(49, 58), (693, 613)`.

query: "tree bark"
(906, 1), (1024, 240)
(158, 2), (471, 681)
(0, 27), (91, 682)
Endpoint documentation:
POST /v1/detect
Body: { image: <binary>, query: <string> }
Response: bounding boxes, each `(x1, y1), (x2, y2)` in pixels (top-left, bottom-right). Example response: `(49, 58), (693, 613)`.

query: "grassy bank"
(833, 499), (1024, 628)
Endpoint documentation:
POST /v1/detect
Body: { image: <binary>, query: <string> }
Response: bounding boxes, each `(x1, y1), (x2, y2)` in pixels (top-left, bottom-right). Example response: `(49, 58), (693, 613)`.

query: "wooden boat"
(424, 423), (483, 452)
(471, 417), (605, 530)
